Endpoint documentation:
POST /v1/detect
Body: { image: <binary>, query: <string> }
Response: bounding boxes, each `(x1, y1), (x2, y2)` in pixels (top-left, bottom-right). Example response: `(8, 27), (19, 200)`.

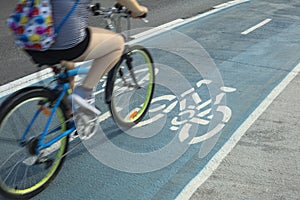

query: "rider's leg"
(73, 27), (125, 89)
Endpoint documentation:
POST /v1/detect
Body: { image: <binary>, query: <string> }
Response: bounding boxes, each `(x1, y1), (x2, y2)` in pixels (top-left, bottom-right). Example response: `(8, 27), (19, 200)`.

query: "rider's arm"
(116, 0), (148, 18)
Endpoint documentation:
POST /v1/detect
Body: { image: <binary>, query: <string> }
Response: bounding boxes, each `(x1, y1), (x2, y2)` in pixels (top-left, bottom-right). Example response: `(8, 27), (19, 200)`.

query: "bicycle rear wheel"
(0, 87), (69, 199)
(106, 45), (155, 128)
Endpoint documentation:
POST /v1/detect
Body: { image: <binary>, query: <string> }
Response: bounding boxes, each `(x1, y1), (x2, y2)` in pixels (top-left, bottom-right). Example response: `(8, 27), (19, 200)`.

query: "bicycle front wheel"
(106, 45), (155, 128)
(0, 87), (69, 199)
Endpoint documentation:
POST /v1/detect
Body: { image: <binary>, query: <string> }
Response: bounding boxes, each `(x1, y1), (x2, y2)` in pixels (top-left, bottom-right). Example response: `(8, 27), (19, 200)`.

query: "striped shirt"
(50, 0), (91, 50)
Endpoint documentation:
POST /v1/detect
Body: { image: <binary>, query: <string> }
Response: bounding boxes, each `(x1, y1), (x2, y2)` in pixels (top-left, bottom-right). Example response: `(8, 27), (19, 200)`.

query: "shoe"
(69, 86), (101, 115)
(69, 86), (101, 140)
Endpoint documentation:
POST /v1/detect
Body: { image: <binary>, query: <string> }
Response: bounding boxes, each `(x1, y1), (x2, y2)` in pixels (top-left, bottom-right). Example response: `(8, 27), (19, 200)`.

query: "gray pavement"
(191, 74), (300, 200)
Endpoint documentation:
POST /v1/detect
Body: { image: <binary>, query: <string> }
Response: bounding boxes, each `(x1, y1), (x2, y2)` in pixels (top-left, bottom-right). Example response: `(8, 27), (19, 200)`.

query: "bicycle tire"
(106, 45), (155, 128)
(0, 87), (69, 199)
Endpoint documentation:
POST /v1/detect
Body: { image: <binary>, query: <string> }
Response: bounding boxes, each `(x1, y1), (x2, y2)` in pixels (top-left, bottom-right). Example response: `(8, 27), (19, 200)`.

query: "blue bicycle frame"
(20, 66), (90, 153)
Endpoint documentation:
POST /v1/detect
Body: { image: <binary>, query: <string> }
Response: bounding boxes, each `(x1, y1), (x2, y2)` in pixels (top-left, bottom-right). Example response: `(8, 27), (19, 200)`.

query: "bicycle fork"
(122, 54), (141, 89)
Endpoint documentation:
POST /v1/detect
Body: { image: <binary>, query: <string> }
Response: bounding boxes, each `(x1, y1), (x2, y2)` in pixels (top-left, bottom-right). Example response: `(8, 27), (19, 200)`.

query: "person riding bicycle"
(25, 0), (148, 113)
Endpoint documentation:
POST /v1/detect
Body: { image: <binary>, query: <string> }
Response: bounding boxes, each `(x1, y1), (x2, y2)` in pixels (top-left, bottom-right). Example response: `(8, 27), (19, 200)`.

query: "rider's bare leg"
(73, 27), (125, 89)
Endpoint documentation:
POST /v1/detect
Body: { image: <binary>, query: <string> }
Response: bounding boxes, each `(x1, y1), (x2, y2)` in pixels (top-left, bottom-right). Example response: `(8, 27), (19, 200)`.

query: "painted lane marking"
(0, 68), (52, 98)
(182, 0), (250, 26)
(0, 61), (92, 98)
(241, 18), (272, 35)
(213, 0), (247, 9)
(176, 62), (300, 200)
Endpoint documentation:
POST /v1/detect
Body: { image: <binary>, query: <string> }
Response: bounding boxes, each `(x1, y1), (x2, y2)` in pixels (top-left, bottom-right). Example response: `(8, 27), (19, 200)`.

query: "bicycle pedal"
(75, 115), (99, 140)
(88, 117), (98, 124)
(36, 157), (54, 169)
(69, 130), (79, 142)
(44, 159), (54, 169)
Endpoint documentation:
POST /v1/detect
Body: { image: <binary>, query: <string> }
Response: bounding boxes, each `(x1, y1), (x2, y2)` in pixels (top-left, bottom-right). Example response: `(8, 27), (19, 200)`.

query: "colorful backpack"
(7, 0), (79, 51)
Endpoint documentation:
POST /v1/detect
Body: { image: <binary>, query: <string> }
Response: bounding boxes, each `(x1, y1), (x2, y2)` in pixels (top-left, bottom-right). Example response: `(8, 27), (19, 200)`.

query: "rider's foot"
(70, 86), (101, 115)
(70, 86), (100, 140)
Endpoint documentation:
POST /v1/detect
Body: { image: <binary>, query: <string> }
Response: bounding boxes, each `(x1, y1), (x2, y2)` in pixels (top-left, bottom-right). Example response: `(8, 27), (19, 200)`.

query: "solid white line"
(0, 61), (91, 98)
(241, 18), (272, 35)
(130, 19), (185, 40)
(0, 68), (53, 98)
(183, 0), (249, 25)
(213, 0), (245, 9)
(176, 62), (300, 200)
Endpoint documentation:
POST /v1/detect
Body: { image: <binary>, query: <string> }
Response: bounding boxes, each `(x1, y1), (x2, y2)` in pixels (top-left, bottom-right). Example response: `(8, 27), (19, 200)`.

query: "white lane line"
(241, 18), (272, 35)
(0, 61), (92, 98)
(213, 0), (247, 9)
(177, 0), (250, 28)
(0, 68), (53, 98)
(130, 19), (185, 41)
(176, 62), (300, 200)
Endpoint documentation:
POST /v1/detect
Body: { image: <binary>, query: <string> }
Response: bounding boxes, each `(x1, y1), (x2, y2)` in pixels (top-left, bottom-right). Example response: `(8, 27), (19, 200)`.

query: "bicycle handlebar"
(88, 3), (148, 33)
(88, 3), (130, 17)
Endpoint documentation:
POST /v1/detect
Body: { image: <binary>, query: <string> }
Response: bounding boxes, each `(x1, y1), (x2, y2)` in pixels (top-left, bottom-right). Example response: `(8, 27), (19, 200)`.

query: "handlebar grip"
(114, 3), (123, 11)
(139, 13), (147, 18)
(95, 3), (100, 10)
(89, 3), (101, 15)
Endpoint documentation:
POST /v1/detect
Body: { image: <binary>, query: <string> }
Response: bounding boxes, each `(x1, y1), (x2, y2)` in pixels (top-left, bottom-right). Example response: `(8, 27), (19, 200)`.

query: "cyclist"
(25, 0), (148, 113)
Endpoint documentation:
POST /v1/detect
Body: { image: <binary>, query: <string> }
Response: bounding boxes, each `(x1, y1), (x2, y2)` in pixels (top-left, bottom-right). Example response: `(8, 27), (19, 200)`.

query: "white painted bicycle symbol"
(95, 67), (236, 146)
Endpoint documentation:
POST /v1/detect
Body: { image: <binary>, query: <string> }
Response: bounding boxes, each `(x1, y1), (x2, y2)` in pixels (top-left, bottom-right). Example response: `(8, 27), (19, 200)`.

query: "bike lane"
(155, 0), (300, 199)
(13, 0), (299, 199)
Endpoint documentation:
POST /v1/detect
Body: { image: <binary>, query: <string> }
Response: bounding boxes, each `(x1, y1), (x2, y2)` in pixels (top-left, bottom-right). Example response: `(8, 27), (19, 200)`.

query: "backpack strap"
(55, 0), (81, 34)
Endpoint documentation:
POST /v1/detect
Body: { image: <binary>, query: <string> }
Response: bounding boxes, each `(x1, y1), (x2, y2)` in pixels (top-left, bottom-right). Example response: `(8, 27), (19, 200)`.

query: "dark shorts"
(25, 28), (90, 66)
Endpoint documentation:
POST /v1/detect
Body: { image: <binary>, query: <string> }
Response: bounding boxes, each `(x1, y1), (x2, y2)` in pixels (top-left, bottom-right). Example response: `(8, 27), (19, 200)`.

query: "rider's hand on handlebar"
(115, 0), (148, 18)
(130, 5), (148, 18)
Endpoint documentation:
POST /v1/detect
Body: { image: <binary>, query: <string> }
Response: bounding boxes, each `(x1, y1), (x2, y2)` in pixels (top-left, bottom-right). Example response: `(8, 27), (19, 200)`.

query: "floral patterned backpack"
(7, 0), (79, 51)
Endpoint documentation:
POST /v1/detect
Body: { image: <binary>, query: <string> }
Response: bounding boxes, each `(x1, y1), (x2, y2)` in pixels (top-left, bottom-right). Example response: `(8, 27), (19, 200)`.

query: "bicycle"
(0, 3), (155, 199)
